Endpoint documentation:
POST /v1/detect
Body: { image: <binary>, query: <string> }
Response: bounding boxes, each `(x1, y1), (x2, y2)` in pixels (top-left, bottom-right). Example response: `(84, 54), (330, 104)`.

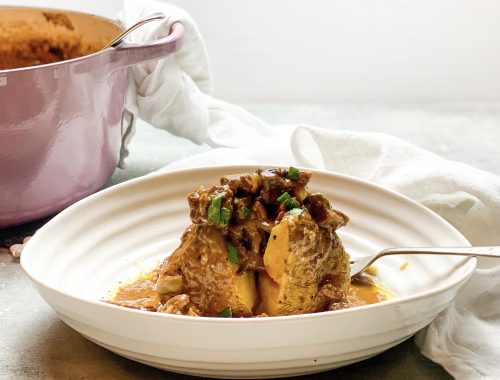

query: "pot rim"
(0, 5), (125, 75)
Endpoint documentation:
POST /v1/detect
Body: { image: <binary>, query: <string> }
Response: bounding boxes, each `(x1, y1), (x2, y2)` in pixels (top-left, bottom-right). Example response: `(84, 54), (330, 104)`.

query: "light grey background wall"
(6, 0), (500, 102)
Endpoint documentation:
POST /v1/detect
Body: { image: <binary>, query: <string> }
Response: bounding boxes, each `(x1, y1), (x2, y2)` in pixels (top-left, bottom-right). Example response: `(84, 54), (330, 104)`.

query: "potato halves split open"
(156, 167), (350, 317)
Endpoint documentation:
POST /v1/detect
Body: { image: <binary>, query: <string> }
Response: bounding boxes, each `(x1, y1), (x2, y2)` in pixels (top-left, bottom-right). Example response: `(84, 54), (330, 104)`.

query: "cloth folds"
(117, 0), (273, 166)
(118, 1), (500, 378)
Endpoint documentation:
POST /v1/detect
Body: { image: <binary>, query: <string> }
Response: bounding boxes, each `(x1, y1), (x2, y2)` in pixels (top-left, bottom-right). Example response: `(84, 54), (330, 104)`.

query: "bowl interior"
(22, 165), (473, 311)
(0, 7), (123, 70)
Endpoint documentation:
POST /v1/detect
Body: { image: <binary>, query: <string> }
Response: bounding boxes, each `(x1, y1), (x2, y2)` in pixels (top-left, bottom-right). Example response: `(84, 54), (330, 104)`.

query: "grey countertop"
(2, 103), (500, 379)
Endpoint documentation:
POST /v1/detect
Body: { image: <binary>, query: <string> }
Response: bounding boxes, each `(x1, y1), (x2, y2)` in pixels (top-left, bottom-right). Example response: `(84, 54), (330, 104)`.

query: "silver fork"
(350, 246), (500, 277)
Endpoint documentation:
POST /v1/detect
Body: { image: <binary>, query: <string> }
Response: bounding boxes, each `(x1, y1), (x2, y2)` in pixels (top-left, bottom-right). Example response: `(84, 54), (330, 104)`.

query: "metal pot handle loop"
(110, 22), (184, 69)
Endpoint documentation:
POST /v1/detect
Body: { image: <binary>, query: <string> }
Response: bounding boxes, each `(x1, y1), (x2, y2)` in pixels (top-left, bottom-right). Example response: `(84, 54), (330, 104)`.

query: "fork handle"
(379, 246), (500, 259)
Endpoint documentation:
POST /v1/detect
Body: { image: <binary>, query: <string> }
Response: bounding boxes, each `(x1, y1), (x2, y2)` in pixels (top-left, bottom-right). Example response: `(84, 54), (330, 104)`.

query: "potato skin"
(258, 212), (350, 316)
(158, 224), (257, 317)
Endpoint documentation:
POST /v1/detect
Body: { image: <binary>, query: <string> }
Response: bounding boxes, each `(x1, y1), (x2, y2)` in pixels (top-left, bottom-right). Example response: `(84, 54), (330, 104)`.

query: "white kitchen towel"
(119, 1), (500, 378)
(117, 0), (275, 167)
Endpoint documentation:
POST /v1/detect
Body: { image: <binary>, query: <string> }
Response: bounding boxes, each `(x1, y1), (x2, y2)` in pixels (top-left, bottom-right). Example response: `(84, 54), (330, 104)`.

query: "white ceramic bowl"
(21, 165), (475, 378)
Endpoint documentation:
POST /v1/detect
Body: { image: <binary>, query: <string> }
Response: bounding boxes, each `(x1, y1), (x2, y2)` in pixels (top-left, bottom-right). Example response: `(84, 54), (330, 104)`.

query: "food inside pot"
(106, 167), (395, 317)
(0, 8), (122, 70)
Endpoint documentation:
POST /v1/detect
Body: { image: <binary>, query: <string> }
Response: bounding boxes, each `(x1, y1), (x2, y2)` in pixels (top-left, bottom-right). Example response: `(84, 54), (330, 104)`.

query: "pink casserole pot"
(0, 7), (183, 227)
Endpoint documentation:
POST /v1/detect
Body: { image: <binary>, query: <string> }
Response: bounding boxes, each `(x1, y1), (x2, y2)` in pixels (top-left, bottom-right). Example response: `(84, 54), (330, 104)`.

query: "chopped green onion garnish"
(287, 166), (300, 180)
(220, 207), (231, 225)
(242, 206), (250, 218)
(218, 307), (233, 318)
(286, 208), (304, 217)
(208, 193), (223, 224)
(208, 194), (231, 226)
(227, 241), (239, 264)
(277, 191), (300, 210)
(286, 199), (300, 209)
(277, 191), (292, 203)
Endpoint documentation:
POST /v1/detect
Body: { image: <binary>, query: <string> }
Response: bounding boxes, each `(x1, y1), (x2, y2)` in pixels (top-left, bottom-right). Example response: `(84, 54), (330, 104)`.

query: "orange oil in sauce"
(108, 269), (394, 315)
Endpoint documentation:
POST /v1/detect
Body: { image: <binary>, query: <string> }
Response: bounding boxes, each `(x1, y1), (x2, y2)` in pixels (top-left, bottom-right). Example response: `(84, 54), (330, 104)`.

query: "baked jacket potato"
(156, 167), (350, 317)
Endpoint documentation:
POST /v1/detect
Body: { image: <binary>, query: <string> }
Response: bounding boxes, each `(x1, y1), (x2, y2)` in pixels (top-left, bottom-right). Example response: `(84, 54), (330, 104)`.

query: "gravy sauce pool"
(110, 270), (161, 311)
(108, 268), (394, 315)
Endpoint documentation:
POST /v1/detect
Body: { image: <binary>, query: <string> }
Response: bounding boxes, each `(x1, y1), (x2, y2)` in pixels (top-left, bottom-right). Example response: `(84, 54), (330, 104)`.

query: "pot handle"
(110, 22), (184, 69)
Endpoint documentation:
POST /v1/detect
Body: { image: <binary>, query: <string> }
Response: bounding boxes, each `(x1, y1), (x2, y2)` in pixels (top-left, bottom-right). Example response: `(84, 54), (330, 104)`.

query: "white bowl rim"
(21, 164), (476, 324)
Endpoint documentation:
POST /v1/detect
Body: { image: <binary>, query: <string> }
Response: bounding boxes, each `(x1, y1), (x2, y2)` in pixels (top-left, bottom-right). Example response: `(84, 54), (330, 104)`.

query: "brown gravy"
(107, 269), (394, 315)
